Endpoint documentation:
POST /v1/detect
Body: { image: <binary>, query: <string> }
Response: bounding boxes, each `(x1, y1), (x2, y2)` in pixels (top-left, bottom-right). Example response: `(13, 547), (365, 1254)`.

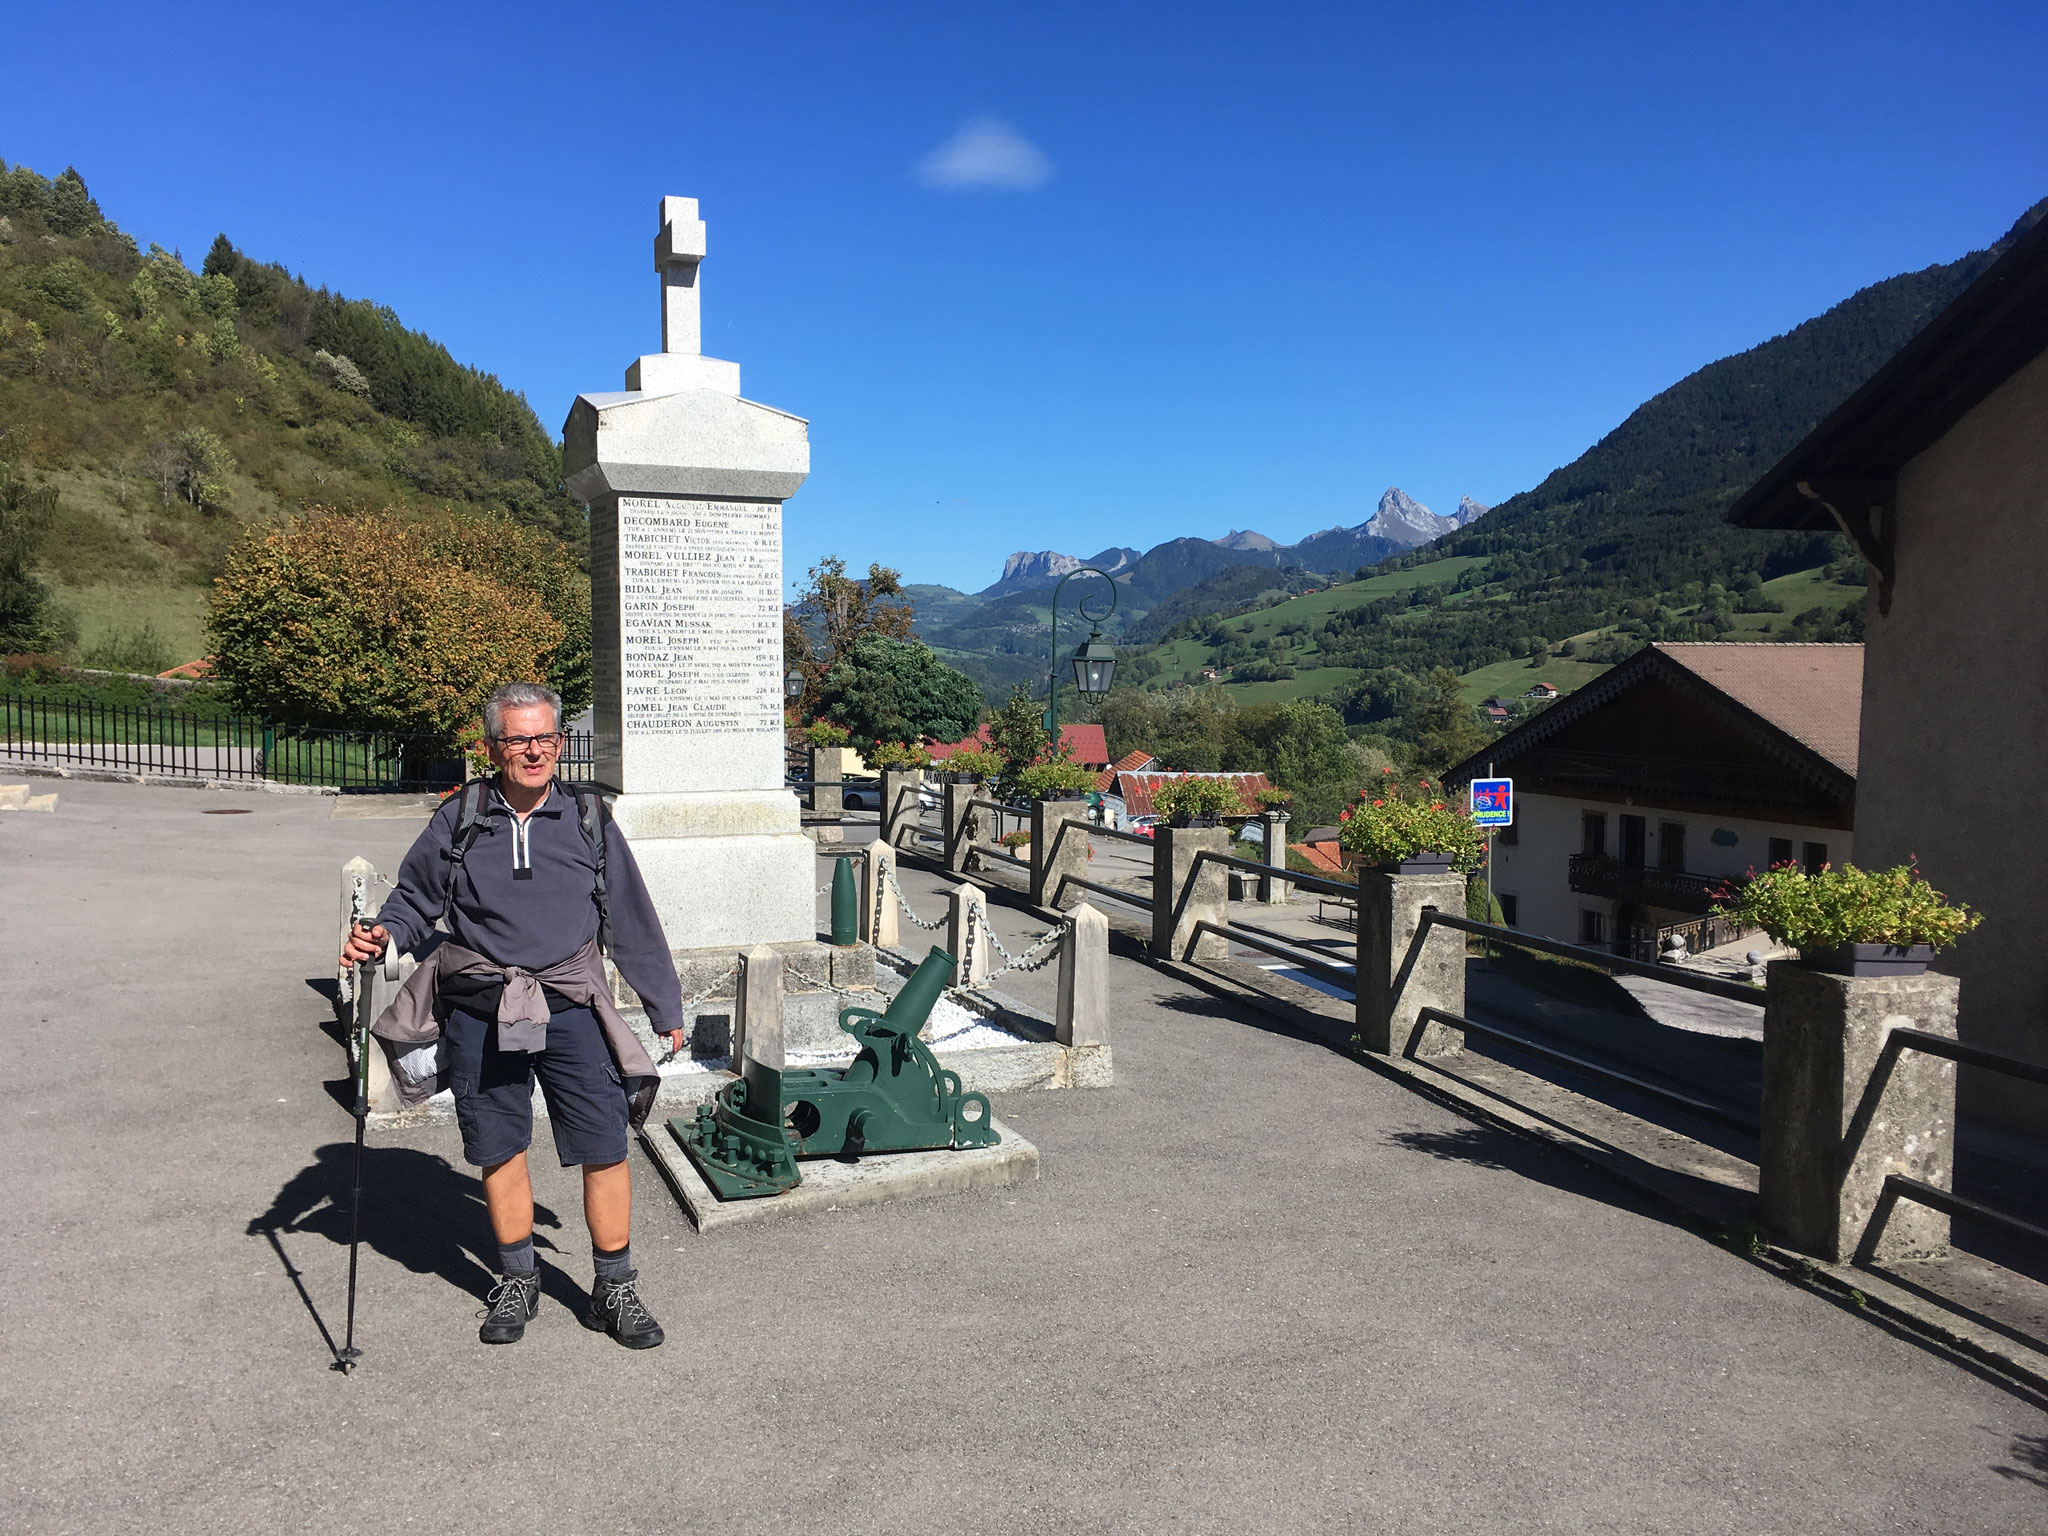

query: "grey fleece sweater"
(375, 779), (685, 1036)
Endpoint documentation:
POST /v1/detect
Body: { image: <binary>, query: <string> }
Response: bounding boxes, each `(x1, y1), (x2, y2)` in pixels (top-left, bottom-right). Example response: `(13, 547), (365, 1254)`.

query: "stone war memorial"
(560, 194), (814, 953)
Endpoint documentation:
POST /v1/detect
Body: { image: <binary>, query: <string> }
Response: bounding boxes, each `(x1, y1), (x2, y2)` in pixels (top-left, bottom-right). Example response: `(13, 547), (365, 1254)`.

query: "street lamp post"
(1047, 566), (1119, 752)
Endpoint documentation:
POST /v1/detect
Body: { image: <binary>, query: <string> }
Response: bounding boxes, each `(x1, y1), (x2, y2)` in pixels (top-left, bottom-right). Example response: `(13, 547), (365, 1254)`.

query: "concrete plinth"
(1356, 871), (1467, 1057)
(880, 767), (924, 849)
(608, 791), (814, 950)
(640, 1115), (1039, 1231)
(1760, 964), (1960, 1263)
(943, 781), (981, 873)
(1151, 825), (1232, 963)
(1031, 799), (1093, 910)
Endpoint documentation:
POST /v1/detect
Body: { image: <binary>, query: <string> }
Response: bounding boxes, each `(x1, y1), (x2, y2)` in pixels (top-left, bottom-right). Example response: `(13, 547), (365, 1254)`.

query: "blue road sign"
(1470, 777), (1513, 828)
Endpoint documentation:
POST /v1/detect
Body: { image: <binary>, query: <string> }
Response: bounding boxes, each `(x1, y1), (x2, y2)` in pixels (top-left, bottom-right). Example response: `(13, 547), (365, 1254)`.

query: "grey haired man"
(340, 681), (688, 1348)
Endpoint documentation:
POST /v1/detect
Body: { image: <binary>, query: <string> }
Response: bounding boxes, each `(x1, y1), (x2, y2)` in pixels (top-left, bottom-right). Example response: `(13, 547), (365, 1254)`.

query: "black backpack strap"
(572, 784), (611, 956)
(438, 778), (491, 929)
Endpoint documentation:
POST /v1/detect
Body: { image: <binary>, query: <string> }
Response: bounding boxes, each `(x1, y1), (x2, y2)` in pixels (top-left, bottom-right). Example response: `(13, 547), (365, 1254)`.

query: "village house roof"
(928, 723), (1111, 768)
(1444, 641), (1863, 803)
(1111, 770), (1272, 821)
(1729, 204), (2048, 533)
(1289, 840), (1346, 875)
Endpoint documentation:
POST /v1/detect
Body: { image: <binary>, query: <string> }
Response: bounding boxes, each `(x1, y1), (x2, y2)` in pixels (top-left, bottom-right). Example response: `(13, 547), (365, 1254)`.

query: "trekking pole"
(337, 933), (396, 1372)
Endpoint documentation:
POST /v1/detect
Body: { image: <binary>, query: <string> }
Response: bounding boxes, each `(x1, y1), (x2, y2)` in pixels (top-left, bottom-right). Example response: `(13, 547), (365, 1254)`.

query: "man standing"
(340, 681), (689, 1349)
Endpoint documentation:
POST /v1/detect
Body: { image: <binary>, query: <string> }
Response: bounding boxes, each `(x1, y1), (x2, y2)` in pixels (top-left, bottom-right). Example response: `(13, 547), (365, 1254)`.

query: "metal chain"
(882, 861), (944, 931)
(967, 909), (1070, 986)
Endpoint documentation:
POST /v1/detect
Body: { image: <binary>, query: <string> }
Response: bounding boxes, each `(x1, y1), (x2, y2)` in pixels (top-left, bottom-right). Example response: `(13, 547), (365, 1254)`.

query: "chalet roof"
(1114, 770), (1272, 821)
(1291, 841), (1346, 875)
(1655, 644), (1863, 775)
(1444, 642), (1862, 795)
(929, 723), (1111, 768)
(1112, 748), (1158, 773)
(1729, 202), (2048, 531)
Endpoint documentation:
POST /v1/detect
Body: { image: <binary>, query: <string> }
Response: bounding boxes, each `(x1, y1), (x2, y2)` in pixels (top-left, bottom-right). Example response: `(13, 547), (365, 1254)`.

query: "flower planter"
(1373, 850), (1454, 875)
(1040, 789), (1088, 802)
(1170, 813), (1221, 829)
(943, 772), (981, 785)
(1795, 942), (1934, 977)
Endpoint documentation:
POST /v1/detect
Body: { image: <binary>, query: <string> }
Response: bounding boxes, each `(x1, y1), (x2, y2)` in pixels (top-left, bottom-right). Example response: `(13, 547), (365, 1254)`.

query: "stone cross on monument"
(560, 197), (813, 953)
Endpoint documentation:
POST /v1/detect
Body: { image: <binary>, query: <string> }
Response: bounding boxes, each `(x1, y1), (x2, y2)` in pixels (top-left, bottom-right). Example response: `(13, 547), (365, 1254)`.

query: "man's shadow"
(250, 1143), (585, 1363)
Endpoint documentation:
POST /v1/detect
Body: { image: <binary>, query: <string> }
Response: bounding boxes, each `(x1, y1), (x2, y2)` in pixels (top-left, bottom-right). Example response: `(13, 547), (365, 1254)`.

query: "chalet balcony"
(1567, 853), (1734, 914)
(1519, 748), (1835, 819)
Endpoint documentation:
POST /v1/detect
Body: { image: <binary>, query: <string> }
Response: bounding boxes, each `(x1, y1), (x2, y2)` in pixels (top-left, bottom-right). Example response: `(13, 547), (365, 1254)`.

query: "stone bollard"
(729, 944), (786, 1075)
(1759, 965), (1960, 1263)
(1151, 824), (1233, 963)
(866, 845), (898, 948)
(809, 746), (843, 844)
(943, 780), (981, 874)
(947, 883), (994, 987)
(1056, 901), (1110, 1049)
(1031, 798), (1094, 910)
(880, 766), (924, 850)
(1356, 871), (1467, 1057)
(1260, 810), (1292, 904)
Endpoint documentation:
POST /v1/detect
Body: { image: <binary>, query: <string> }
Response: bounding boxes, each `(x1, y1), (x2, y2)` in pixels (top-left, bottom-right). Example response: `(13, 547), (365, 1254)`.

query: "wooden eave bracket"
(1796, 478), (1896, 616)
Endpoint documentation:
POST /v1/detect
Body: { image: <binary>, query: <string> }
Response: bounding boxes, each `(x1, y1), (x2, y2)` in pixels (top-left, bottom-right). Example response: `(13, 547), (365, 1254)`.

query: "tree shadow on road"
(248, 1143), (579, 1361)
(1993, 1433), (2048, 1489)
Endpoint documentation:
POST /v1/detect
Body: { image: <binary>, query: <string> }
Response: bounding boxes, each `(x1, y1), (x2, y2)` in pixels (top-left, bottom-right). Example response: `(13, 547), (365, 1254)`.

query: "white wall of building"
(1490, 790), (1853, 947)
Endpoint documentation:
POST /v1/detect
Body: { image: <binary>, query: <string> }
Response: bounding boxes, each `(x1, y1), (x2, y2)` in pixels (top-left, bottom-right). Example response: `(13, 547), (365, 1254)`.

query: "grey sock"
(593, 1243), (632, 1283)
(498, 1236), (536, 1276)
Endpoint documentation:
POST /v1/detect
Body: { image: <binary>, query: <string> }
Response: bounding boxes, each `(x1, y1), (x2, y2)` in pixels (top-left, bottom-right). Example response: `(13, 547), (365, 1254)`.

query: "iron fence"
(2, 693), (595, 793)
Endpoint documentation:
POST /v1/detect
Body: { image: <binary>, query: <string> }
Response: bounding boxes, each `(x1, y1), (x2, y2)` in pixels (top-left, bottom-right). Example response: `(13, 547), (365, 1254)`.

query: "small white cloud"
(915, 118), (1053, 191)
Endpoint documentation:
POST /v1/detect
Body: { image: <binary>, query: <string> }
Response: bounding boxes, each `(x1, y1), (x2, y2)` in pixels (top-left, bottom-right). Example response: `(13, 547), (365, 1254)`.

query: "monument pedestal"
(609, 790), (813, 951)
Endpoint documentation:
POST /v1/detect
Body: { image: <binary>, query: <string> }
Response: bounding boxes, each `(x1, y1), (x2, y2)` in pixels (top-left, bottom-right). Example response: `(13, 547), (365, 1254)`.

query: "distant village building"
(1525, 681), (1560, 700)
(1728, 205), (2048, 1132)
(928, 723), (1111, 772)
(1099, 769), (1271, 830)
(1449, 644), (1860, 960)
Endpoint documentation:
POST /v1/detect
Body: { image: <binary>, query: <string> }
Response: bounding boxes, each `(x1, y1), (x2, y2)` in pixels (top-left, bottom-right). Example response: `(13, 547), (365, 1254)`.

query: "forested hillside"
(0, 159), (580, 667)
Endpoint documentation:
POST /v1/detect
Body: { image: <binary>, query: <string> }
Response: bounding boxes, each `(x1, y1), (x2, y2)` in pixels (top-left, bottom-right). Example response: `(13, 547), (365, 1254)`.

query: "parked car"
(840, 781), (879, 811)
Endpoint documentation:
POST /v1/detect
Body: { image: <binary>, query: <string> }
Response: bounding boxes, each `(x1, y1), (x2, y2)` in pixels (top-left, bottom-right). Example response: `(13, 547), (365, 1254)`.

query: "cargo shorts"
(443, 1003), (630, 1168)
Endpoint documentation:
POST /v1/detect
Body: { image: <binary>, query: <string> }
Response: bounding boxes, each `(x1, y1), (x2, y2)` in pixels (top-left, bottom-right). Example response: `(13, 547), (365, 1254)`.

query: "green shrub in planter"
(1713, 861), (1980, 953)
(1255, 786), (1294, 810)
(802, 720), (851, 748)
(867, 740), (931, 769)
(945, 747), (1004, 781)
(1151, 775), (1249, 822)
(1017, 758), (1098, 799)
(1337, 768), (1485, 872)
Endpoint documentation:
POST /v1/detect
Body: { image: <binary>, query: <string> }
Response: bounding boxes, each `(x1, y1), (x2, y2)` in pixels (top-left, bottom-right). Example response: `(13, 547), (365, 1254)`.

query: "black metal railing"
(1865, 1031), (2048, 1261)
(3, 693), (593, 793)
(1568, 853), (1730, 914)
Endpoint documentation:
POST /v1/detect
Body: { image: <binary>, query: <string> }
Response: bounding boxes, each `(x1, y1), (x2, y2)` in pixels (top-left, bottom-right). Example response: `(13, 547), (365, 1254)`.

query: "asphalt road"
(3, 778), (2043, 1534)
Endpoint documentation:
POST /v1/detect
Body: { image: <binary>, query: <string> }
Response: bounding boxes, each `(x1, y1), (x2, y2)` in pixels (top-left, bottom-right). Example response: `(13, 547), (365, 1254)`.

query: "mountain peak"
(1213, 529), (1278, 552)
(1455, 495), (1490, 526)
(1359, 486), (1455, 548)
(980, 545), (1139, 597)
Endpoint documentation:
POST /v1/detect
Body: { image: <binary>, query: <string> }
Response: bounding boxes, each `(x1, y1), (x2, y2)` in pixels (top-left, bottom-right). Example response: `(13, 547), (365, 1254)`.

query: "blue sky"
(6, 2), (2046, 593)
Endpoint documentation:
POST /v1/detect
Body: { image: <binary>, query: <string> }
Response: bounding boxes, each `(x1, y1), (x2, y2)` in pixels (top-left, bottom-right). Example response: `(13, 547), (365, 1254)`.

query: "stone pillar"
(729, 945), (785, 1119)
(881, 767), (923, 850)
(809, 745), (843, 825)
(866, 845), (897, 948)
(1151, 824), (1232, 963)
(943, 780), (980, 874)
(1759, 965), (1960, 1263)
(338, 856), (376, 976)
(1260, 811), (1292, 904)
(1057, 901), (1109, 1048)
(1356, 871), (1466, 1057)
(558, 193), (815, 952)
(947, 883), (993, 987)
(1032, 799), (1093, 910)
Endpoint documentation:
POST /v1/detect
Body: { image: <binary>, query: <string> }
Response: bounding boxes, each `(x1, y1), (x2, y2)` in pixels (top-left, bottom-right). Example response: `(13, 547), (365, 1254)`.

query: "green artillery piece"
(670, 947), (1000, 1201)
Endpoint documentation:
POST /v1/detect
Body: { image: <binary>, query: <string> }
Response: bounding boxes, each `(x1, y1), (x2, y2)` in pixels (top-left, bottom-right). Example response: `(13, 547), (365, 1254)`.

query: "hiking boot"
(478, 1272), (541, 1344)
(582, 1271), (664, 1349)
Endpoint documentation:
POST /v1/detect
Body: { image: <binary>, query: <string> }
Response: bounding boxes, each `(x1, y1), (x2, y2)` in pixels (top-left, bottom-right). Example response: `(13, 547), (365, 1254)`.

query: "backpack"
(438, 778), (612, 954)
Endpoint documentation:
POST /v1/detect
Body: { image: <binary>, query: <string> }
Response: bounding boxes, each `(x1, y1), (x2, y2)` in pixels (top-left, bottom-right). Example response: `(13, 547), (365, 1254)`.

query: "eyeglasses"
(491, 732), (566, 754)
